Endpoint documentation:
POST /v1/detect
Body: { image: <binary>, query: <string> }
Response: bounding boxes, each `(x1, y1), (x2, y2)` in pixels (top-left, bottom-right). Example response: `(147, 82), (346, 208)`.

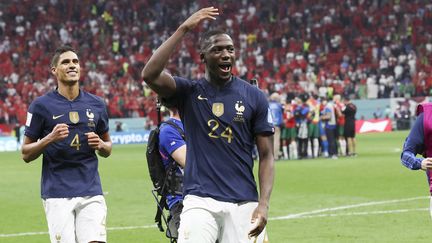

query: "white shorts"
(178, 195), (269, 243)
(43, 195), (107, 243)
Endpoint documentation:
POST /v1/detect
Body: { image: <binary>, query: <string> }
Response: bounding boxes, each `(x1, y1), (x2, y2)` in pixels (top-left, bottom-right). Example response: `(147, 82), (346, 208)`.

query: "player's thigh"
(43, 198), (77, 243)
(288, 128), (297, 140)
(338, 126), (344, 137)
(75, 195), (107, 243)
(178, 196), (219, 243)
(308, 124), (319, 138)
(344, 123), (355, 138)
(223, 202), (268, 243)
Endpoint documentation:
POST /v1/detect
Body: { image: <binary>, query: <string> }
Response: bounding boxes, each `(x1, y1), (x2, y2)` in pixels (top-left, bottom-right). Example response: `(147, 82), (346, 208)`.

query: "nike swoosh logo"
(197, 95), (208, 100)
(52, 114), (65, 120)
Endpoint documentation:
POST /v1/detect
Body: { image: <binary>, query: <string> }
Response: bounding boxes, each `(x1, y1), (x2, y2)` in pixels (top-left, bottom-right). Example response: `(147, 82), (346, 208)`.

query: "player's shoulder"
(173, 76), (199, 86)
(81, 90), (105, 105)
(160, 119), (183, 133)
(30, 90), (56, 106)
(159, 120), (184, 142)
(233, 76), (252, 88)
(233, 77), (268, 102)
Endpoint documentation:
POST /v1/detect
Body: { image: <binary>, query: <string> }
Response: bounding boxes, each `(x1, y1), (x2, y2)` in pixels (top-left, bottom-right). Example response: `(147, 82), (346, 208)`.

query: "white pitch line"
(0, 225), (158, 238)
(269, 196), (428, 220)
(0, 231), (48, 238)
(107, 225), (157, 230)
(1, 196), (428, 238)
(289, 208), (428, 219)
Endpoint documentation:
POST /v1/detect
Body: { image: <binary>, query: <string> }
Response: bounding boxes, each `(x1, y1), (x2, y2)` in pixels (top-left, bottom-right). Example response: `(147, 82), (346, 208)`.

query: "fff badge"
(212, 103), (224, 117)
(69, 111), (80, 124)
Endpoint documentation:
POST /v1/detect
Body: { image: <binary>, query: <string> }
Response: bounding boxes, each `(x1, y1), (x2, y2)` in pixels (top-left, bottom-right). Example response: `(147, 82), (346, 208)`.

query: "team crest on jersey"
(86, 109), (95, 127)
(212, 103), (224, 117)
(69, 111), (80, 124)
(86, 109), (95, 119)
(233, 101), (245, 122)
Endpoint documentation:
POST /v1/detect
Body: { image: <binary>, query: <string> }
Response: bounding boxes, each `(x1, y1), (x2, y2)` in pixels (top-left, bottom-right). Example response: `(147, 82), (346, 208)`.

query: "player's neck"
(205, 71), (233, 88)
(57, 83), (79, 101)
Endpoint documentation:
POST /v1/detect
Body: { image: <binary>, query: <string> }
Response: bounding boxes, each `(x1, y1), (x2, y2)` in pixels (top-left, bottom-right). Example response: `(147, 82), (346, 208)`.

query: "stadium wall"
(1, 98), (431, 152)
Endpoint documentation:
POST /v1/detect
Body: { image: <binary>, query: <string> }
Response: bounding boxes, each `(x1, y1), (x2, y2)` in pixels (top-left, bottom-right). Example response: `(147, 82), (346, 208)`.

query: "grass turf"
(0, 130), (430, 242)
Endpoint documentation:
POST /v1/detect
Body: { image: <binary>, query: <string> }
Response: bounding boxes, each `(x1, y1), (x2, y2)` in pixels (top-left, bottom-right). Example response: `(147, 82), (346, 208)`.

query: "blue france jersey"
(24, 90), (109, 199)
(159, 118), (185, 209)
(165, 76), (274, 203)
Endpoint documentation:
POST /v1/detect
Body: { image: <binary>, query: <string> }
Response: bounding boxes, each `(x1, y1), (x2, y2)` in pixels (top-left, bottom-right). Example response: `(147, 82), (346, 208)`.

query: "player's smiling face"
(202, 34), (235, 82)
(52, 51), (81, 83)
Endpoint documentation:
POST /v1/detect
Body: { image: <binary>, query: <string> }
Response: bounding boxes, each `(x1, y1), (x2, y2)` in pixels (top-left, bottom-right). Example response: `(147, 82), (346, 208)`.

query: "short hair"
(51, 45), (77, 67)
(199, 28), (229, 52)
(270, 92), (281, 102)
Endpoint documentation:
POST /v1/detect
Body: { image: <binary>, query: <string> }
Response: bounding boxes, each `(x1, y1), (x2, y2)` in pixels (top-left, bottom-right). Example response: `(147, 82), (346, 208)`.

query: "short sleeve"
(253, 90), (274, 136)
(24, 101), (45, 140)
(162, 76), (194, 109)
(96, 100), (110, 135)
(159, 124), (186, 155)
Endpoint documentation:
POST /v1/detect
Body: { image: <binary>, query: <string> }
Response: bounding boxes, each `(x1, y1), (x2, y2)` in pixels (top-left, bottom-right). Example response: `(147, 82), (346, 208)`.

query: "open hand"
(179, 7), (219, 32)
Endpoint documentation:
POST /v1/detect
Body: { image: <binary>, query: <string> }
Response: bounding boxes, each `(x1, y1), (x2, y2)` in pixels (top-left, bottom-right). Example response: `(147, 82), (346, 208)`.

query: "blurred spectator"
(1, 0), (432, 126)
(115, 121), (123, 132)
(269, 92), (283, 160)
(373, 107), (383, 119)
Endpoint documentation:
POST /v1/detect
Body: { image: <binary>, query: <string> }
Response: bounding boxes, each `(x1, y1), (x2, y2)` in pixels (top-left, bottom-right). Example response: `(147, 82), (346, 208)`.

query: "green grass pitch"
(1, 130), (431, 242)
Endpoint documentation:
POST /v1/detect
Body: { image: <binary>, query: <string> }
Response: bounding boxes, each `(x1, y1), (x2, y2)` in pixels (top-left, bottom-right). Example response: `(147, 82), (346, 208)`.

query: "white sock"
(282, 146), (288, 160)
(307, 140), (312, 158)
(290, 142), (298, 160)
(339, 139), (346, 156)
(313, 138), (319, 158)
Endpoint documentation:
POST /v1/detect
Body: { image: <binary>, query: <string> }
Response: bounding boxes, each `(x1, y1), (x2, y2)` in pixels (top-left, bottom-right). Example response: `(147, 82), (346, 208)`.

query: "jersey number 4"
(207, 119), (234, 143)
(70, 133), (81, 150)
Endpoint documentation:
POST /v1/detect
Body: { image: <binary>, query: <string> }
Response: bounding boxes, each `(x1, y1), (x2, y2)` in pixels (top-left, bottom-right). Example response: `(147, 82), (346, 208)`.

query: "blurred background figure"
(282, 98), (297, 160)
(342, 96), (357, 156)
(269, 92), (283, 160)
(295, 93), (310, 159)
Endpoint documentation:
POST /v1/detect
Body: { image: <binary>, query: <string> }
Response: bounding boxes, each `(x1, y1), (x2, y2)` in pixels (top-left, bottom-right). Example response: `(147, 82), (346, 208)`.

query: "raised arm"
(249, 134), (274, 238)
(141, 7), (219, 98)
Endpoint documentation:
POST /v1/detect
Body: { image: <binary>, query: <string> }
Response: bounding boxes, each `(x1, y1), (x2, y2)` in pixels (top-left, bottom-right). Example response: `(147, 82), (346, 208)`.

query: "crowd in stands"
(1, 0), (432, 127)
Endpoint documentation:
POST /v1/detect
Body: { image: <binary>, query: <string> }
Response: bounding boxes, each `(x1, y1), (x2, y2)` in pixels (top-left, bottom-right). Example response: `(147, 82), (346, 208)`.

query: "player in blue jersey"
(401, 105), (432, 218)
(159, 106), (186, 239)
(141, 7), (274, 243)
(269, 92), (283, 160)
(21, 46), (112, 243)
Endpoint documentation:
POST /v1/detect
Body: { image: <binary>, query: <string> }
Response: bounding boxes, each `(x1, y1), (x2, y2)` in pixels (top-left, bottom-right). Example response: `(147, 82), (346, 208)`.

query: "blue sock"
(322, 140), (329, 153)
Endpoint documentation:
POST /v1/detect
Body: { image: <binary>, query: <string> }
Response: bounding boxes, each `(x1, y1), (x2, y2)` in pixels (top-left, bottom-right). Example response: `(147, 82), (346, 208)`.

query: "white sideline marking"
(292, 208), (428, 219)
(0, 196), (428, 238)
(269, 196), (428, 220)
(0, 225), (158, 238)
(108, 225), (156, 230)
(0, 232), (47, 237)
